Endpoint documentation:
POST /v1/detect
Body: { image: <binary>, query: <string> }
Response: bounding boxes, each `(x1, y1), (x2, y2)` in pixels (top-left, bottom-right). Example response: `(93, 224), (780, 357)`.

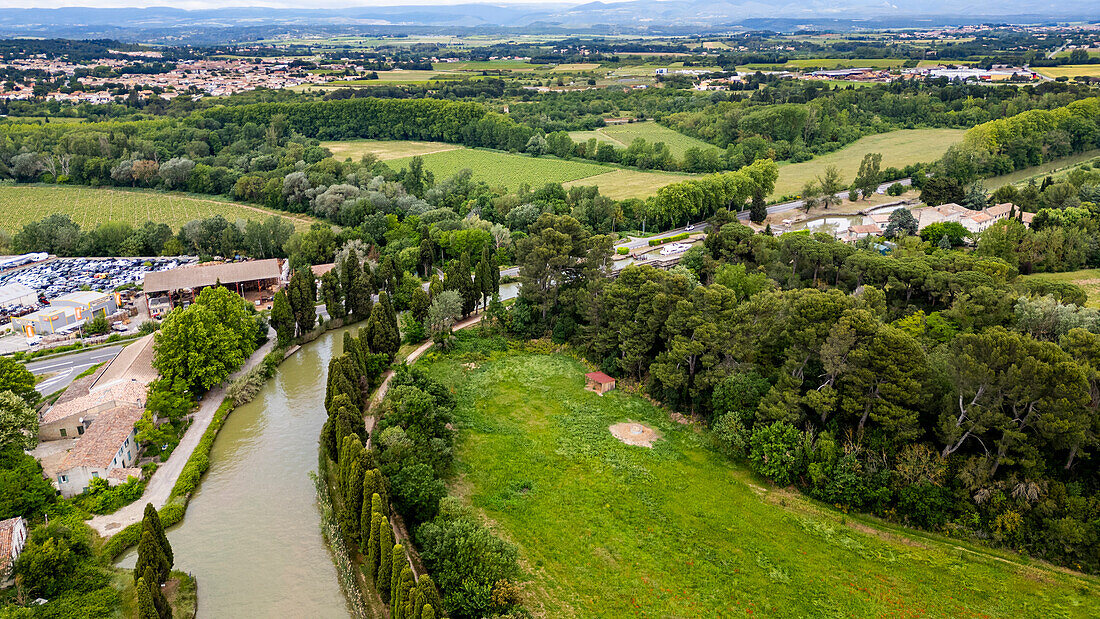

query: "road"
(26, 345), (123, 396)
(736, 178), (911, 222)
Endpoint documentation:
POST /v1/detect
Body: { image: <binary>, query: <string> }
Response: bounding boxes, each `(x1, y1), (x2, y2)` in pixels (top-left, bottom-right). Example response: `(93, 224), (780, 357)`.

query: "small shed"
(585, 371), (616, 395)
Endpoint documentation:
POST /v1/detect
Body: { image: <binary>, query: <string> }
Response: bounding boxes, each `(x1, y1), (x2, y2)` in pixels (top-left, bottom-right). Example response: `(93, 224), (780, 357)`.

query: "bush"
(749, 421), (803, 486)
(647, 232), (689, 247)
(887, 182), (906, 196)
(711, 412), (751, 457)
(615, 247), (629, 255)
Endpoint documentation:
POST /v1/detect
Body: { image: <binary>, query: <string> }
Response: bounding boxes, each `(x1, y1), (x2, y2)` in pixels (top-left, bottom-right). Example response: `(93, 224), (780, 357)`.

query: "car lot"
(0, 256), (195, 301)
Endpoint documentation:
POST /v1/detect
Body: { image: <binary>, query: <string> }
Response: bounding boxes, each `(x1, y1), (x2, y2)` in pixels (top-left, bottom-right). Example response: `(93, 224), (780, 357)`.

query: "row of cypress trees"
(134, 503), (174, 619)
(322, 327), (444, 618)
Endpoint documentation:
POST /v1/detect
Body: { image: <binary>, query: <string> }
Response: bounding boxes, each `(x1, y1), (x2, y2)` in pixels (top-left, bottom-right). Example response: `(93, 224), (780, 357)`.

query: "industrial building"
(143, 258), (283, 317)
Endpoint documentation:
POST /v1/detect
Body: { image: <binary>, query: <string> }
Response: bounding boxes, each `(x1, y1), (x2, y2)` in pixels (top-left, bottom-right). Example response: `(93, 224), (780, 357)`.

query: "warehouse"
(143, 258), (283, 317)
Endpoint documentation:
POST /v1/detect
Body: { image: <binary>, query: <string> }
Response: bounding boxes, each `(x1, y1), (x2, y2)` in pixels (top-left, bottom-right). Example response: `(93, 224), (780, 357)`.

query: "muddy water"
(120, 328), (352, 618)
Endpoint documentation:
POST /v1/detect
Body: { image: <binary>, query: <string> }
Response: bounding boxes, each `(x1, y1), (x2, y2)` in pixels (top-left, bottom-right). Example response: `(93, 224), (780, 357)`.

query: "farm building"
(143, 258), (283, 317)
(585, 371), (617, 395)
(53, 403), (143, 497)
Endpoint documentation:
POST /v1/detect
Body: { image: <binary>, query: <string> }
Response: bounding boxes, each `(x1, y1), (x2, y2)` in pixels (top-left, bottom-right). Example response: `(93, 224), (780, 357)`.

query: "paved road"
(26, 346), (123, 396)
(737, 178), (911, 222)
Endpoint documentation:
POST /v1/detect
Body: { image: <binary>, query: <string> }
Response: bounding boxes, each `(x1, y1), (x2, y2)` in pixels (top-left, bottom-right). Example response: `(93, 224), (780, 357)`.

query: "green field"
(772, 128), (965, 198)
(0, 185), (312, 233)
(1021, 269), (1100, 308)
(739, 58), (909, 71)
(426, 350), (1100, 618)
(562, 169), (695, 200)
(387, 148), (612, 190)
(321, 139), (461, 161)
(569, 121), (723, 159)
(1034, 65), (1100, 79)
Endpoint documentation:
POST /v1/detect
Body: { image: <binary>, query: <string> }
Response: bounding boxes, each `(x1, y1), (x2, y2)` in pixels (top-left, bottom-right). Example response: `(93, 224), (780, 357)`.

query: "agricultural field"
(426, 349), (1100, 618)
(568, 121), (723, 159)
(434, 60), (537, 71)
(321, 139), (460, 161)
(0, 185), (312, 233)
(1034, 65), (1100, 79)
(739, 58), (910, 71)
(562, 169), (695, 200)
(386, 148), (612, 190)
(1021, 269), (1100, 308)
(551, 63), (601, 72)
(986, 149), (1100, 189)
(771, 128), (965, 199)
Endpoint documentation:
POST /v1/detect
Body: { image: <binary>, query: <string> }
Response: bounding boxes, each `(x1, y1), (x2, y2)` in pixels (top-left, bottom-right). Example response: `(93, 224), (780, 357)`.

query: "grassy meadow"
(424, 347), (1100, 618)
(386, 148), (612, 189)
(0, 185), (312, 233)
(321, 139), (461, 161)
(562, 169), (696, 200)
(772, 128), (965, 198)
(1034, 65), (1100, 79)
(569, 121), (723, 159)
(1021, 269), (1100, 308)
(986, 150), (1100, 190)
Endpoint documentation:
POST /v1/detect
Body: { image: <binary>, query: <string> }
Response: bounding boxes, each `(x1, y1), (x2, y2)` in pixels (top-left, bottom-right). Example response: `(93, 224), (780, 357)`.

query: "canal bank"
(120, 327), (354, 617)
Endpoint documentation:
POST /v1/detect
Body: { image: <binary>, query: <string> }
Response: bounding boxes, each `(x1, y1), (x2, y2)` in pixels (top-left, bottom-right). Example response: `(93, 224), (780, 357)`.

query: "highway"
(26, 345), (123, 396)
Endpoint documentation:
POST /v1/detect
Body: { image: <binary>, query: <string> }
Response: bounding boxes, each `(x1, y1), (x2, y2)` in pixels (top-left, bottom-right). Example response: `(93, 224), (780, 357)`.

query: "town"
(0, 4), (1099, 619)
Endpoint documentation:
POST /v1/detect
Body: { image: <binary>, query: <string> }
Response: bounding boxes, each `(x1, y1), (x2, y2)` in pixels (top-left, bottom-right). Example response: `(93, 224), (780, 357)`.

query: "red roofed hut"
(585, 371), (616, 395)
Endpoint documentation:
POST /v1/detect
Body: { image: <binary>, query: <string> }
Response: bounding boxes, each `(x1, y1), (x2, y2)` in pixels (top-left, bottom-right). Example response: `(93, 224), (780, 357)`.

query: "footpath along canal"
(120, 327), (354, 617)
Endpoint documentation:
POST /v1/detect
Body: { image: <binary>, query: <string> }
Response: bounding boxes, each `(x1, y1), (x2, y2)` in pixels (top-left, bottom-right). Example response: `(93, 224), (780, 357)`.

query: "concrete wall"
(38, 414), (87, 441)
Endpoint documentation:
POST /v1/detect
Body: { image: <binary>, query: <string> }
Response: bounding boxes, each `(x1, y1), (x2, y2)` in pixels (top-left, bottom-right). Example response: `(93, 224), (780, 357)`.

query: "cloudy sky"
(0, 0), (565, 7)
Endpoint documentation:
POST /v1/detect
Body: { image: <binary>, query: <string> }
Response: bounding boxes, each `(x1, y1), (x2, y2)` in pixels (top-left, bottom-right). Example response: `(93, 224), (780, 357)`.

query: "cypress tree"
(750, 188), (767, 223)
(144, 565), (170, 619)
(372, 468), (389, 513)
(345, 458), (364, 541)
(143, 503), (172, 566)
(342, 252), (360, 304)
(457, 253), (477, 316)
(376, 517), (394, 601)
(367, 510), (382, 580)
(380, 292), (400, 349)
(136, 577), (158, 619)
(474, 252), (489, 311)
(270, 289), (295, 344)
(414, 574), (442, 619)
(410, 287), (430, 324)
(390, 543), (406, 617)
(351, 270), (373, 319)
(134, 529), (169, 585)
(422, 605), (435, 619)
(397, 567), (415, 619)
(361, 473), (377, 544)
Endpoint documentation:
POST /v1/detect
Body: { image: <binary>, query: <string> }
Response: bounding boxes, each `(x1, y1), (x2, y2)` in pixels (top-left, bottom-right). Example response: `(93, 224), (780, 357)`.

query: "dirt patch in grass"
(609, 421), (661, 447)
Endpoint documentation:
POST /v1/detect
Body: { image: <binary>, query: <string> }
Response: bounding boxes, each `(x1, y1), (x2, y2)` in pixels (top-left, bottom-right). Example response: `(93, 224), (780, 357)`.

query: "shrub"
(711, 412), (751, 457)
(616, 247), (629, 255)
(749, 421), (804, 486)
(887, 182), (906, 196)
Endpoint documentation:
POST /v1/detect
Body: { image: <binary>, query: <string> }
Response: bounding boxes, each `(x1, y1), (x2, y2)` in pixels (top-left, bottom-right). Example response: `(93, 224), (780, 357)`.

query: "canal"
(120, 328), (352, 618)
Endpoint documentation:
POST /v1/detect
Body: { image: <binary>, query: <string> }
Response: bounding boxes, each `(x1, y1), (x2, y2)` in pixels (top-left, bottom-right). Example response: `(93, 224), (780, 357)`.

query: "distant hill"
(0, 2), (1095, 43)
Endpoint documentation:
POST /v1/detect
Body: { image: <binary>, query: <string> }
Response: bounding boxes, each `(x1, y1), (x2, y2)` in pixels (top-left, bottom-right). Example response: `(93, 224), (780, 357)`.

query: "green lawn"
(425, 350), (1100, 618)
(385, 148), (613, 190)
(569, 121), (723, 159)
(1021, 269), (1100, 308)
(0, 185), (312, 233)
(772, 128), (965, 199)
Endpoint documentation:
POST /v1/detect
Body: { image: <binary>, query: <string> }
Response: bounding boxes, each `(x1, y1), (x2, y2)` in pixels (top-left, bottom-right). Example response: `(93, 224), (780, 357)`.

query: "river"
(119, 328), (352, 618)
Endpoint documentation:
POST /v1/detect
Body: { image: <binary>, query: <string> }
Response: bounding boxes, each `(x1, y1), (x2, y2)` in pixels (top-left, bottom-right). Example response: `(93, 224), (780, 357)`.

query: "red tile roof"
(585, 371), (616, 384)
(0, 517), (24, 571)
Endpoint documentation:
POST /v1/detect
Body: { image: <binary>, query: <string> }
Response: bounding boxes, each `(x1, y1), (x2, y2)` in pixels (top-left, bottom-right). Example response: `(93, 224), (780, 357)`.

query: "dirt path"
(90, 334), (276, 536)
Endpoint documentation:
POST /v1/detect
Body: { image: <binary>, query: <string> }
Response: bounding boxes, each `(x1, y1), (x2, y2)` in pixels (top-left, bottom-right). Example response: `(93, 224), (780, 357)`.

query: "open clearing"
(427, 349), (1100, 618)
(321, 139), (461, 161)
(772, 128), (965, 198)
(562, 168), (695, 199)
(386, 148), (611, 189)
(0, 185), (312, 233)
(1021, 268), (1100, 308)
(569, 121), (723, 159)
(1034, 65), (1100, 79)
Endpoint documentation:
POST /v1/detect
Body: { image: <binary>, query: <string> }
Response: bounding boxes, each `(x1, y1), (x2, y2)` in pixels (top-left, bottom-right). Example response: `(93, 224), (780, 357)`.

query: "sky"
(0, 0), (574, 7)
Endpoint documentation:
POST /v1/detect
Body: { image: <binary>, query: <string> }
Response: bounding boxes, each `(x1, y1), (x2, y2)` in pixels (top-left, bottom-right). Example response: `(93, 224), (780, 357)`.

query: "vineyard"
(570, 121), (724, 159)
(0, 185), (312, 233)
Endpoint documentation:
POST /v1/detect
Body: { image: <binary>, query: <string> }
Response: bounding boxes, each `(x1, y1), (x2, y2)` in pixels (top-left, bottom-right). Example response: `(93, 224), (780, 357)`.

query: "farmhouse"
(143, 258), (283, 317)
(54, 403), (143, 498)
(0, 516), (27, 585)
(585, 371), (617, 394)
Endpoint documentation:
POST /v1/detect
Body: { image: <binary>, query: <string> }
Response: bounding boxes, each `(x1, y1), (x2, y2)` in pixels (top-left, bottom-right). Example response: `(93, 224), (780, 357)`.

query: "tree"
(158, 157), (195, 190)
(884, 208), (918, 238)
(800, 180), (822, 212)
(919, 175), (964, 207)
(377, 516), (395, 601)
(143, 503), (173, 566)
(390, 544), (406, 614)
(287, 266), (317, 335)
(854, 152), (882, 200)
(0, 391), (37, 451)
(136, 577), (159, 619)
(427, 290), (462, 334)
(0, 355), (39, 406)
(749, 421), (803, 486)
(750, 189), (767, 223)
(153, 289), (257, 393)
(134, 529), (170, 585)
(962, 182), (988, 211)
(817, 165), (844, 209)
(410, 288), (430, 324)
(271, 290), (294, 344)
(321, 270), (345, 320)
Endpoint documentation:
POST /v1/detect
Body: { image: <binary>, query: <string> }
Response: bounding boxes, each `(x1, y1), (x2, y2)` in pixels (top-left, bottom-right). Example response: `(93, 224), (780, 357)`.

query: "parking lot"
(0, 256), (196, 301)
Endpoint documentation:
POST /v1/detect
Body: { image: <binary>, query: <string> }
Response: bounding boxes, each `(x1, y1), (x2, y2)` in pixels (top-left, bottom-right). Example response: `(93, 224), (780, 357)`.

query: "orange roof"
(585, 371), (615, 384)
(0, 516), (24, 570)
(848, 224), (882, 234)
(59, 404), (143, 470)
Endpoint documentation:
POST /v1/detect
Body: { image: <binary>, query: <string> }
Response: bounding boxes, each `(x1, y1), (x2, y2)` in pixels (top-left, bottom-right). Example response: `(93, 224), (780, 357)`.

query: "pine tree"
(136, 577), (159, 619)
(143, 503), (173, 567)
(366, 510), (382, 580)
(938, 233), (952, 250)
(750, 189), (767, 223)
(134, 529), (170, 585)
(376, 517), (394, 601)
(390, 544), (406, 616)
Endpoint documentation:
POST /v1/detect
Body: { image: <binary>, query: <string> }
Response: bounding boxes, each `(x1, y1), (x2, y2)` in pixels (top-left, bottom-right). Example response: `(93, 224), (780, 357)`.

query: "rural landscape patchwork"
(0, 1), (1100, 618)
